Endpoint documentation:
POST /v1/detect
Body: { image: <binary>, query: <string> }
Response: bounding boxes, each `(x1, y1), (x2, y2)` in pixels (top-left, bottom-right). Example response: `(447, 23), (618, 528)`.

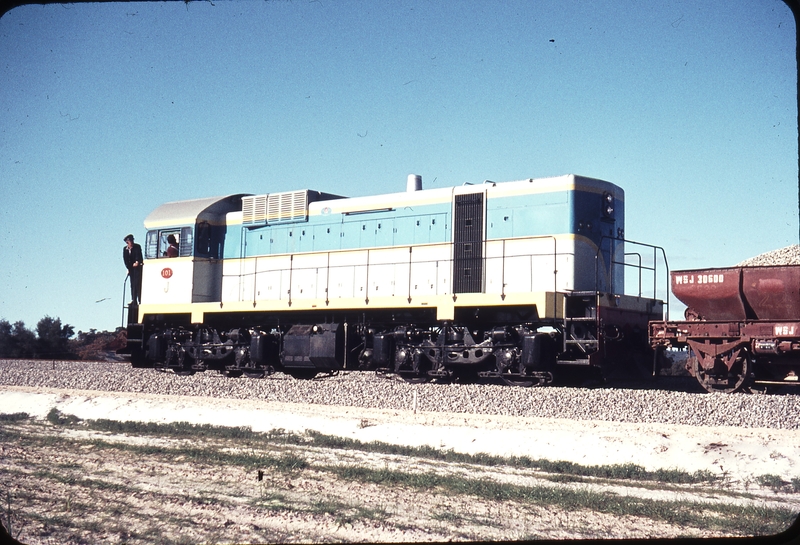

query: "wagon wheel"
(692, 354), (751, 393)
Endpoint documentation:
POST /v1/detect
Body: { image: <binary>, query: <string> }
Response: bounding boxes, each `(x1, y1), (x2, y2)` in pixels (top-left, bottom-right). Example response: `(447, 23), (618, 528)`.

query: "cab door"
(192, 221), (225, 302)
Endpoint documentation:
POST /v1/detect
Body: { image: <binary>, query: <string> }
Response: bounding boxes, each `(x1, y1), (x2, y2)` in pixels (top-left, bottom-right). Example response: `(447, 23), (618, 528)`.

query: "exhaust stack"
(406, 174), (422, 192)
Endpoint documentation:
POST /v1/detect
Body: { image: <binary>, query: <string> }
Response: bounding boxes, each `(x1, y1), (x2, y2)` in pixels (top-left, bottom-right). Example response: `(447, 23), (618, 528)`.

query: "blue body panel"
(485, 191), (571, 240)
(239, 202), (452, 258)
(226, 179), (623, 268)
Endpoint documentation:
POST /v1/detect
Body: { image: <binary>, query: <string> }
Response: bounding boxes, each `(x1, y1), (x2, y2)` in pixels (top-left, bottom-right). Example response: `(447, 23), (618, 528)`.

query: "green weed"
(87, 418), (257, 440)
(0, 412), (29, 422)
(46, 408), (81, 426)
(757, 474), (800, 494)
(305, 430), (718, 485)
(323, 463), (796, 535)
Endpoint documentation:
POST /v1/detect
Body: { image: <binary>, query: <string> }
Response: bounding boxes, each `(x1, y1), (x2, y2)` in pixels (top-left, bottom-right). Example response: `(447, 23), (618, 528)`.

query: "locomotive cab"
(135, 195), (247, 318)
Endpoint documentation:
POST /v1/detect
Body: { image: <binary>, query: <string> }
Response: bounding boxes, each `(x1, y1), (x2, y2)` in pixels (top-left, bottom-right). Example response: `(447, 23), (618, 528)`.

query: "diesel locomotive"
(121, 174), (666, 386)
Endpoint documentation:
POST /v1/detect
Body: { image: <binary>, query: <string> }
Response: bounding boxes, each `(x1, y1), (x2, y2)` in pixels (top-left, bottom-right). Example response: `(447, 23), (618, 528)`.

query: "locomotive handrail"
(625, 252), (642, 297)
(228, 234), (570, 314)
(121, 273), (129, 328)
(498, 235), (560, 324)
(595, 236), (670, 319)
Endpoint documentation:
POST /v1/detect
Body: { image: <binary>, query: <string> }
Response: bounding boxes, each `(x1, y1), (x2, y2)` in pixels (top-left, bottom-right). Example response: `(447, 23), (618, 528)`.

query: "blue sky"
(1, 0), (797, 333)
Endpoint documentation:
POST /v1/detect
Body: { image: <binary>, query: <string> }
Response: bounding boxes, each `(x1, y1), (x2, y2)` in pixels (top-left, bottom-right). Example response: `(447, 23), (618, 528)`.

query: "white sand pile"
(737, 244), (800, 266)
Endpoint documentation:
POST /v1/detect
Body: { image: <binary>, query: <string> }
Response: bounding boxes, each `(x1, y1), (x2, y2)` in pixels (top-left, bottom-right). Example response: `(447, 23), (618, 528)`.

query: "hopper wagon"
(650, 265), (800, 392)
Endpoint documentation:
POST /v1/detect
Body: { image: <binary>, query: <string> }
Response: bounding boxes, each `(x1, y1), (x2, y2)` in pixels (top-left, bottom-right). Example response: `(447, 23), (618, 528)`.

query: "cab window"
(145, 227), (193, 258)
(158, 229), (181, 257)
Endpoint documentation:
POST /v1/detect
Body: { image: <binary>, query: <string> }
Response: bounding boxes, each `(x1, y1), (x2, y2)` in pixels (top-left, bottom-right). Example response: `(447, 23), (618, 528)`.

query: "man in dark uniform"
(123, 234), (144, 304)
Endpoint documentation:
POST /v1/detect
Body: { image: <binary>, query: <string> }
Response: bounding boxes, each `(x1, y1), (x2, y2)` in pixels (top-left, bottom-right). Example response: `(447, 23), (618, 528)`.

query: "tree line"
(0, 316), (127, 361)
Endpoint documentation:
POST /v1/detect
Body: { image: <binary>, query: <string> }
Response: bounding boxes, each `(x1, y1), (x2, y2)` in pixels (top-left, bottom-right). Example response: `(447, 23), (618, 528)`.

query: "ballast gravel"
(1, 359), (798, 430)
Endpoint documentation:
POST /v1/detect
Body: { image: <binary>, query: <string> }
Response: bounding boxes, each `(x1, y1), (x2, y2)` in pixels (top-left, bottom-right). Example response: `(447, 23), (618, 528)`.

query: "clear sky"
(1, 0), (797, 334)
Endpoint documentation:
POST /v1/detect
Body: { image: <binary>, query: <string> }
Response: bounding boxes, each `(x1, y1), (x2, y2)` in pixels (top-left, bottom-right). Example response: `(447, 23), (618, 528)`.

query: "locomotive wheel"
(288, 369), (318, 380)
(692, 355), (752, 393)
(225, 369), (244, 378)
(501, 374), (537, 387)
(400, 373), (430, 384)
(244, 369), (266, 379)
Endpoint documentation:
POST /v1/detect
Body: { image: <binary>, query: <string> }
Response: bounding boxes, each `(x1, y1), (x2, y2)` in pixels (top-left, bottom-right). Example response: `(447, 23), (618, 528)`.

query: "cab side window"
(145, 231), (159, 259)
(145, 228), (193, 258)
(159, 230), (181, 257)
(178, 226), (193, 257)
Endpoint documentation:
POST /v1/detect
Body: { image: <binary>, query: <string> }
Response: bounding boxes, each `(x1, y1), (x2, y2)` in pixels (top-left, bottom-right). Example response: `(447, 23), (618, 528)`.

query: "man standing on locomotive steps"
(123, 234), (143, 305)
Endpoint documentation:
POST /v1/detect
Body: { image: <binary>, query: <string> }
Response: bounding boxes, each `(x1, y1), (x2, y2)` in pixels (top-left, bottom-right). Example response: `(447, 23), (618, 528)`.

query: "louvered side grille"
(268, 190), (308, 223)
(242, 195), (268, 225)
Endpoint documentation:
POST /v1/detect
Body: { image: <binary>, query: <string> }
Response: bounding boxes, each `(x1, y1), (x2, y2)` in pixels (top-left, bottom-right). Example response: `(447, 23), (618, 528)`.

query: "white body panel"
(141, 259), (194, 305)
(483, 237), (609, 295)
(218, 236), (591, 307)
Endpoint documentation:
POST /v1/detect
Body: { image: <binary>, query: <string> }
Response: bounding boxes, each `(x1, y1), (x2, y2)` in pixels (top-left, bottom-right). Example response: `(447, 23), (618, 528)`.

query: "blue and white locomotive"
(123, 174), (664, 384)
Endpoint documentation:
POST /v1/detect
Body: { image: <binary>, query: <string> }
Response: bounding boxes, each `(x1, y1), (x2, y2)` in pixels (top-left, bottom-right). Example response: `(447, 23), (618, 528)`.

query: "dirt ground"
(2, 387), (800, 543)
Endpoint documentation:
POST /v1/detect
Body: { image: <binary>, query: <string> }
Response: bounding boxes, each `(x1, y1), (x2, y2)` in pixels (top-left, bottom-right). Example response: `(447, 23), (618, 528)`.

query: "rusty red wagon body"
(650, 265), (800, 392)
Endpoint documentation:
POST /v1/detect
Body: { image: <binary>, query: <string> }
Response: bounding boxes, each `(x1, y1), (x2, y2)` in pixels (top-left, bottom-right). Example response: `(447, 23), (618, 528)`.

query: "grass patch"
(32, 468), (140, 496)
(92, 439), (311, 472)
(431, 509), (501, 529)
(27, 411), (726, 486)
(46, 408), (81, 426)
(250, 490), (293, 512)
(0, 412), (29, 422)
(307, 497), (391, 527)
(757, 474), (800, 494)
(47, 411), (260, 441)
(304, 430), (718, 485)
(323, 463), (797, 535)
